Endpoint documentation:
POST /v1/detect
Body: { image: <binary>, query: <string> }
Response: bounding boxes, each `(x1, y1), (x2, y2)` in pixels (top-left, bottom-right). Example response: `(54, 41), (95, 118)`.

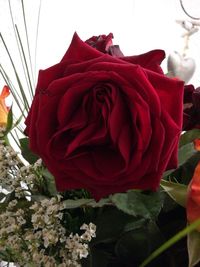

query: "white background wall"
(0, 0), (200, 89)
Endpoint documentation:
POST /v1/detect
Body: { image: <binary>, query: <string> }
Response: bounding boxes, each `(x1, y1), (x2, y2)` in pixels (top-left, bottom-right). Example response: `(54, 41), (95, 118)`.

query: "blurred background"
(0, 0), (200, 88)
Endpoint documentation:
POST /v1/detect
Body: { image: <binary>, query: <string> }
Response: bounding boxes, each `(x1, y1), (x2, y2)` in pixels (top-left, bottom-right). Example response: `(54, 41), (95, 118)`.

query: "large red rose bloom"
(25, 33), (184, 200)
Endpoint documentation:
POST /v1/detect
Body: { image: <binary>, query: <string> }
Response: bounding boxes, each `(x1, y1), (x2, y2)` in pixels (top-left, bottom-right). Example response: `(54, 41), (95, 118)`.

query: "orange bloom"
(0, 85), (10, 126)
(187, 161), (200, 230)
(194, 139), (200, 151)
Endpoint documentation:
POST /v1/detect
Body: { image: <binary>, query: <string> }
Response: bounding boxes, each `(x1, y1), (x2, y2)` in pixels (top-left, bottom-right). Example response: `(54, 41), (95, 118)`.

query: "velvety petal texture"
(25, 33), (184, 200)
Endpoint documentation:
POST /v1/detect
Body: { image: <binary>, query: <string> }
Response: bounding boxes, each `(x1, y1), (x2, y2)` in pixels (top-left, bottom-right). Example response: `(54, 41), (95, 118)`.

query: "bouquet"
(1, 2), (200, 267)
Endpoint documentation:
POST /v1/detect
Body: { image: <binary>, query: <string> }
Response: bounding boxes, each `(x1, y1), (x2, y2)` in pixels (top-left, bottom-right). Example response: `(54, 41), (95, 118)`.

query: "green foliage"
(63, 198), (110, 209)
(179, 129), (200, 148)
(115, 222), (164, 266)
(41, 168), (58, 196)
(85, 205), (164, 266)
(110, 190), (163, 220)
(93, 207), (145, 244)
(4, 107), (13, 135)
(178, 142), (197, 166)
(140, 219), (200, 267)
(187, 229), (200, 267)
(19, 137), (38, 164)
(160, 180), (187, 207)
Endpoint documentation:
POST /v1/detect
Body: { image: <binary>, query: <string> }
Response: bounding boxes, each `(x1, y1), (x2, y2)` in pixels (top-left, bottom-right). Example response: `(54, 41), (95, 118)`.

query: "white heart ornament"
(167, 51), (196, 84)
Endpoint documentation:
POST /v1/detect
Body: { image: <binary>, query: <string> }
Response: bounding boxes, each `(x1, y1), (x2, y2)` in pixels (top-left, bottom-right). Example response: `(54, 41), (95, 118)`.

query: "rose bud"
(85, 33), (114, 53)
(86, 33), (124, 57)
(25, 33), (184, 200)
(0, 85), (10, 126)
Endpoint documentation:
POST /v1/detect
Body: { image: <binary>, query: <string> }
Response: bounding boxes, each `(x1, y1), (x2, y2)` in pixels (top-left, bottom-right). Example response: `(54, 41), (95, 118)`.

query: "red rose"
(25, 33), (184, 200)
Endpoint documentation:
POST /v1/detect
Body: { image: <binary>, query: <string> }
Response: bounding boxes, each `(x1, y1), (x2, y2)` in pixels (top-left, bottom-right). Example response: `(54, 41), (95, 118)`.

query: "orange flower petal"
(0, 86), (10, 126)
(0, 85), (10, 99)
(194, 139), (200, 151)
(187, 161), (200, 230)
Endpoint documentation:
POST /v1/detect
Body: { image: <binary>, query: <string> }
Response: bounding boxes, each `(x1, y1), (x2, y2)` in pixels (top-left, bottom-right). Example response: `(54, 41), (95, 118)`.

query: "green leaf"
(63, 198), (110, 209)
(165, 151), (200, 186)
(13, 113), (24, 129)
(93, 207), (145, 244)
(110, 190), (163, 220)
(162, 169), (175, 179)
(179, 129), (200, 148)
(115, 222), (164, 266)
(63, 199), (96, 209)
(19, 137), (38, 164)
(4, 106), (13, 135)
(42, 169), (58, 196)
(160, 180), (187, 207)
(187, 229), (200, 267)
(178, 142), (197, 166)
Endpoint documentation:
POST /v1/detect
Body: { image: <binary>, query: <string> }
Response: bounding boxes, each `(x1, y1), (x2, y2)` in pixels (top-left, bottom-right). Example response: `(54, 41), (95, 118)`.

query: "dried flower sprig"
(0, 127), (96, 267)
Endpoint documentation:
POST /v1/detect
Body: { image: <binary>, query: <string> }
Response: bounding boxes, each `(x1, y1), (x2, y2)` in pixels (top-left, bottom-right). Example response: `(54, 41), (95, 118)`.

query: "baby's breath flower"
(0, 140), (96, 266)
(7, 199), (18, 210)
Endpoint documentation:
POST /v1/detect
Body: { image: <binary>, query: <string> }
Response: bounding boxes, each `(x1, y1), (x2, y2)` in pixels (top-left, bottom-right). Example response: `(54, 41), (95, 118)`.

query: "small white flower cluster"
(0, 194), (96, 266)
(0, 140), (19, 191)
(64, 222), (96, 263)
(0, 127), (43, 196)
(0, 128), (96, 266)
(30, 196), (65, 246)
(12, 159), (42, 198)
(0, 206), (27, 259)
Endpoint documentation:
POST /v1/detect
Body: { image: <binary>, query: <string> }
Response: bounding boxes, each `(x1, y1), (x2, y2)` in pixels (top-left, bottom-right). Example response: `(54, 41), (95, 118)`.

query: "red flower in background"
(187, 160), (200, 230)
(183, 85), (200, 130)
(25, 33), (184, 200)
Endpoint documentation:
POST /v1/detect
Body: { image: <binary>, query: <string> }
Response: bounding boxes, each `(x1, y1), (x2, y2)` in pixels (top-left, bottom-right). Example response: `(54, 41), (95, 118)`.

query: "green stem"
(8, 0), (32, 99)
(34, 0), (42, 83)
(0, 33), (30, 112)
(139, 219), (200, 267)
(15, 24), (34, 98)
(0, 64), (26, 118)
(21, 0), (35, 89)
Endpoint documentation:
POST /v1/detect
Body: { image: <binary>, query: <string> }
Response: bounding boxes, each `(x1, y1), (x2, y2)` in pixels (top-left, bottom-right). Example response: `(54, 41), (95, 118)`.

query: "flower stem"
(139, 218), (200, 267)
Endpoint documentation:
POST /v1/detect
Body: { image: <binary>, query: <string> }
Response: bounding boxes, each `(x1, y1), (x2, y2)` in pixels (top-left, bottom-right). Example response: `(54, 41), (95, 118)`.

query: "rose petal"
(61, 32), (103, 63)
(121, 50), (165, 73)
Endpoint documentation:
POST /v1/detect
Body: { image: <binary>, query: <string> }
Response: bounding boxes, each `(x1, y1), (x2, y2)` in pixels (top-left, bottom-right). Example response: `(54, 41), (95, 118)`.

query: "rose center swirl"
(93, 84), (111, 103)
